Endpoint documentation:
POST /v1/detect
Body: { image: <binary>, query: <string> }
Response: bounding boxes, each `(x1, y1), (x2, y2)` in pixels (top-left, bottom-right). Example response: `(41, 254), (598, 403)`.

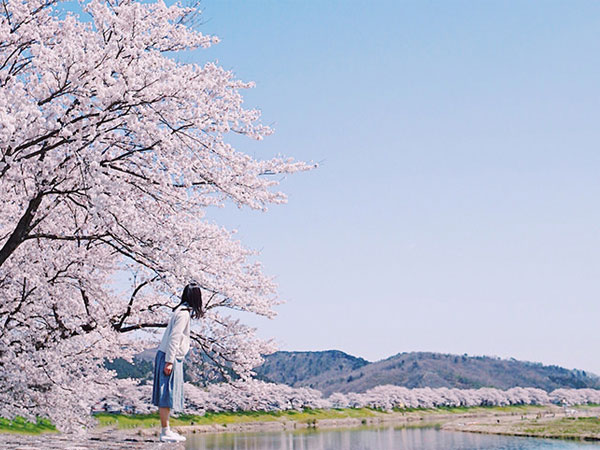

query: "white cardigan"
(158, 305), (191, 363)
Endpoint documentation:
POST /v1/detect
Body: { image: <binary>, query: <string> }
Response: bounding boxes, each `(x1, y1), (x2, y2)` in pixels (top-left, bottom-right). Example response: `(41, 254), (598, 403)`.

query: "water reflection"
(184, 426), (599, 450)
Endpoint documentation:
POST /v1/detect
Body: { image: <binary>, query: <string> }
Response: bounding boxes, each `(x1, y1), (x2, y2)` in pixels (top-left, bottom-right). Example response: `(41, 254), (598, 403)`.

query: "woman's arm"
(164, 311), (189, 365)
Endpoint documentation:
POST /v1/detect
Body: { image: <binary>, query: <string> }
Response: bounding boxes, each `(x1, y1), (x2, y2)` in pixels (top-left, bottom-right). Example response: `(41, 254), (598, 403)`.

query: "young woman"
(152, 283), (203, 443)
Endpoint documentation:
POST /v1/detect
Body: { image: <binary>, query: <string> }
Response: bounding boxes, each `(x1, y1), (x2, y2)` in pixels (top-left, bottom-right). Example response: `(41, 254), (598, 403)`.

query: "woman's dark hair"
(178, 283), (203, 319)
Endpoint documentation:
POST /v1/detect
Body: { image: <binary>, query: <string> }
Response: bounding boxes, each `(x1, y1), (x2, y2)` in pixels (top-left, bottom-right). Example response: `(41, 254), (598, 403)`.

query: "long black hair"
(176, 283), (203, 319)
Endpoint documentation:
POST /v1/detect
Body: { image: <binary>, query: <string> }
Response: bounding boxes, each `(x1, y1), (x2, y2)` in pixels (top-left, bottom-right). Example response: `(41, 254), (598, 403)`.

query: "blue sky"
(67, 1), (600, 374)
(193, 1), (600, 375)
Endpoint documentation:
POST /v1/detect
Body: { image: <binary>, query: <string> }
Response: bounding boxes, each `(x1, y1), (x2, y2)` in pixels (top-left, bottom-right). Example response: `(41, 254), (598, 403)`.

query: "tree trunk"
(0, 194), (43, 267)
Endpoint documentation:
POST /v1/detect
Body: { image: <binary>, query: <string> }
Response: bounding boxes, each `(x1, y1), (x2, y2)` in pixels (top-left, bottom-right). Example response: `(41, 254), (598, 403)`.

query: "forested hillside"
(109, 349), (600, 396)
(256, 351), (600, 396)
(254, 350), (370, 385)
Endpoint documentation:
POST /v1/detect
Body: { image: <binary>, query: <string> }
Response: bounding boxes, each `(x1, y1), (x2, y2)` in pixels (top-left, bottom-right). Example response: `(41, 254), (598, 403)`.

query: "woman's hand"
(163, 362), (173, 376)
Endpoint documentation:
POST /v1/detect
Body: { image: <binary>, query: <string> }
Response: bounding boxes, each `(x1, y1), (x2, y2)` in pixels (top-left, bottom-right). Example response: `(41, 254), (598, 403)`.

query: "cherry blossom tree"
(185, 380), (327, 413)
(0, 0), (311, 432)
(105, 379), (600, 414)
(550, 388), (600, 406)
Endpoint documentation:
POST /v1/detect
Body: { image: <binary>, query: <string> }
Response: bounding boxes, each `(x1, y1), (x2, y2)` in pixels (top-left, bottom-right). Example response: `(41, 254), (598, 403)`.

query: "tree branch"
(115, 322), (168, 333)
(0, 193), (43, 267)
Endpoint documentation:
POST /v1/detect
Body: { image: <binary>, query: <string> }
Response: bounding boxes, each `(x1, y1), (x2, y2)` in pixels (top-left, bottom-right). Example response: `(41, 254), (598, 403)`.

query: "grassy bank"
(443, 407), (600, 441)
(517, 416), (600, 439)
(1, 404), (592, 435)
(517, 417), (600, 438)
(95, 407), (380, 429)
(0, 417), (57, 435)
(94, 404), (550, 430)
(0, 408), (380, 434)
(395, 404), (547, 415)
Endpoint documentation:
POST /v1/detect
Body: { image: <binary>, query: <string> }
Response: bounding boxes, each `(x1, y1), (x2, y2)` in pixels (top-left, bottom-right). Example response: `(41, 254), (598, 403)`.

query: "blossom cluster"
(102, 380), (600, 416)
(325, 385), (600, 410)
(0, 0), (310, 433)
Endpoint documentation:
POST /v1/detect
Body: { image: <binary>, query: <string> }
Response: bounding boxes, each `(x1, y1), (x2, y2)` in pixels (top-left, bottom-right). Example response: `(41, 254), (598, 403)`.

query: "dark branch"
(0, 193), (43, 267)
(115, 322), (167, 333)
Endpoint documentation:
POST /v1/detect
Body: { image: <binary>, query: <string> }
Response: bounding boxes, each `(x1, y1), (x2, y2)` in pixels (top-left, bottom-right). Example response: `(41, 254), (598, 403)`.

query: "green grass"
(94, 407), (382, 429)
(578, 404), (600, 410)
(392, 404), (547, 415)
(517, 416), (600, 438)
(2, 404), (596, 434)
(0, 416), (57, 435)
(93, 405), (554, 430)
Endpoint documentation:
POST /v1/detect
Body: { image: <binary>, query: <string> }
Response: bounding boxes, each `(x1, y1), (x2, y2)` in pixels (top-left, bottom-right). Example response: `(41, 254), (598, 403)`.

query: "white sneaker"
(159, 428), (186, 442)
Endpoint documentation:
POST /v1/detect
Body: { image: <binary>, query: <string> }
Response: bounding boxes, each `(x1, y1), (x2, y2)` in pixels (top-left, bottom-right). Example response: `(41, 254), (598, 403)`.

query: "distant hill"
(254, 350), (370, 385)
(108, 348), (369, 386)
(107, 348), (600, 396)
(104, 356), (153, 381)
(255, 351), (600, 396)
(135, 348), (158, 362)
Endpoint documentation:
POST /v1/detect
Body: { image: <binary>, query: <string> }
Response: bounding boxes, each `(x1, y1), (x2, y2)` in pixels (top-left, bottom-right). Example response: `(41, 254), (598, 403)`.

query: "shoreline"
(1, 405), (598, 448)
(442, 405), (600, 441)
(126, 405), (600, 441)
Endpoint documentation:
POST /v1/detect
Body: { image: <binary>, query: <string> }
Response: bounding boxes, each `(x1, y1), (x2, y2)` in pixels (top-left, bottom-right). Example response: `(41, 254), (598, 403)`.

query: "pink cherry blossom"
(0, 0), (312, 432)
(105, 380), (600, 414)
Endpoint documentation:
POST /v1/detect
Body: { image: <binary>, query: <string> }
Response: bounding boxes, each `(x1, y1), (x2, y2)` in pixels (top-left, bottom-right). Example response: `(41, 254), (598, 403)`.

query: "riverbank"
(97, 404), (593, 439)
(95, 405), (544, 432)
(1, 404), (598, 448)
(443, 404), (600, 441)
(0, 404), (553, 436)
(113, 404), (600, 442)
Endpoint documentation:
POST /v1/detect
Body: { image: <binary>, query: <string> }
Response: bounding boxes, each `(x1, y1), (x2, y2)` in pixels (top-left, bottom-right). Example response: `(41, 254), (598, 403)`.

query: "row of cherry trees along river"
(111, 380), (600, 414)
(2, 0), (599, 434)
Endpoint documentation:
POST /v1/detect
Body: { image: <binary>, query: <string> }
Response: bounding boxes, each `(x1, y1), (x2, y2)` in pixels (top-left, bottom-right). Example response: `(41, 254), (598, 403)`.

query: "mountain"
(106, 348), (369, 385)
(254, 350), (369, 385)
(104, 356), (153, 381)
(106, 348), (600, 396)
(255, 351), (600, 396)
(135, 347), (158, 362)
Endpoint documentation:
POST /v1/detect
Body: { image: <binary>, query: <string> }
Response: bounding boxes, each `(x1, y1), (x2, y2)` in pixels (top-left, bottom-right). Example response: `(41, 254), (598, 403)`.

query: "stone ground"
(0, 426), (185, 449)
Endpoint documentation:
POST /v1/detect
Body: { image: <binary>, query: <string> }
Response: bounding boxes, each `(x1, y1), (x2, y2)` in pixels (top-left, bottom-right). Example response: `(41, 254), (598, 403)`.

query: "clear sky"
(190, 0), (600, 375)
(67, 1), (600, 375)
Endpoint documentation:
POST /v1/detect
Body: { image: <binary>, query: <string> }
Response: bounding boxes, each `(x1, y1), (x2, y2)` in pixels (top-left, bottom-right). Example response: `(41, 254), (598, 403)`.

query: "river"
(183, 426), (600, 449)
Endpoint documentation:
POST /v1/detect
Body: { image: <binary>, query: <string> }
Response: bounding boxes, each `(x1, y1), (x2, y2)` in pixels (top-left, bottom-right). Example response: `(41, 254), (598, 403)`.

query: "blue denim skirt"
(151, 350), (184, 412)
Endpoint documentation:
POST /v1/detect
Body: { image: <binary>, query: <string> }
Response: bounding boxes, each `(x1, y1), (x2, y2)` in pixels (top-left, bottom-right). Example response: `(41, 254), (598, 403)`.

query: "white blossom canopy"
(107, 380), (600, 415)
(0, 0), (312, 432)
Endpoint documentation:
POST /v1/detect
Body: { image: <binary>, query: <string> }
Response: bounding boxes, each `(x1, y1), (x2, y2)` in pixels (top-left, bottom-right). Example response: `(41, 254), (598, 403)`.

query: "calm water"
(184, 426), (600, 450)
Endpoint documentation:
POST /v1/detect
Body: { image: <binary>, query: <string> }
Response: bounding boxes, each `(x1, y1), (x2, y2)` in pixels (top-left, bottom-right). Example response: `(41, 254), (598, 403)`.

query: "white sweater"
(158, 305), (191, 363)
